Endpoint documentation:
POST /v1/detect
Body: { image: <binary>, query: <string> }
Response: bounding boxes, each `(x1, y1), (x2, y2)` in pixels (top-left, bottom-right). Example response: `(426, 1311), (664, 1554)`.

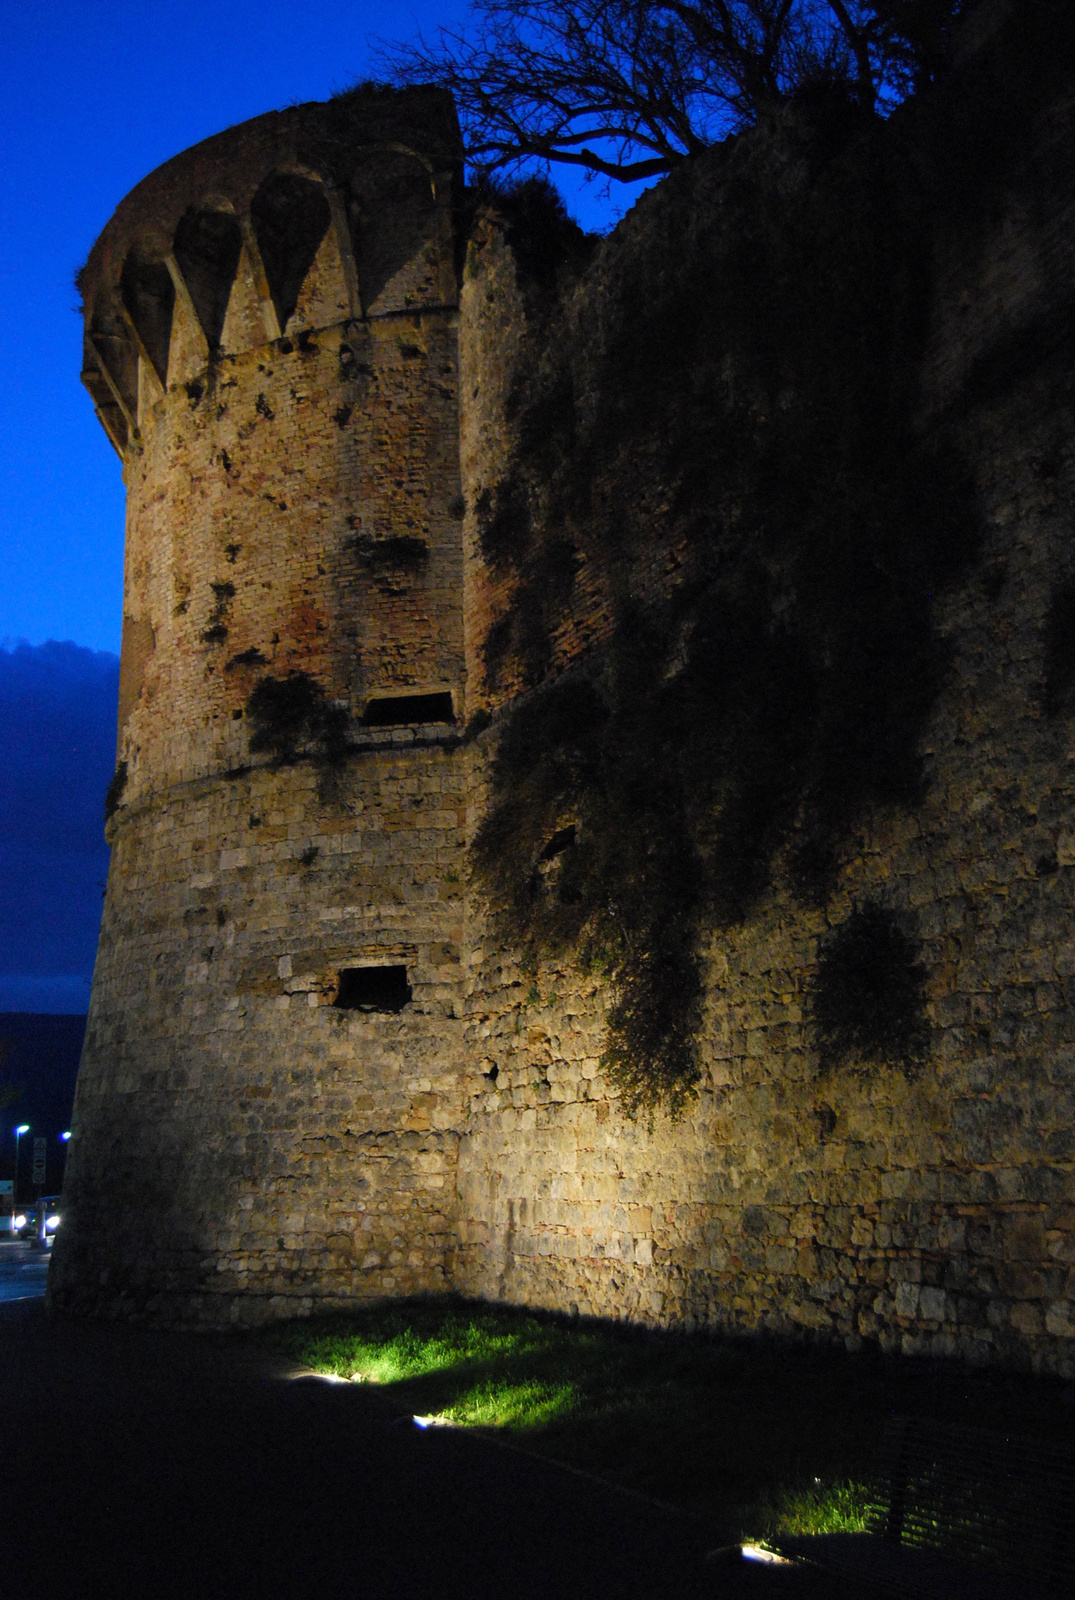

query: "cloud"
(0, 640), (118, 1012)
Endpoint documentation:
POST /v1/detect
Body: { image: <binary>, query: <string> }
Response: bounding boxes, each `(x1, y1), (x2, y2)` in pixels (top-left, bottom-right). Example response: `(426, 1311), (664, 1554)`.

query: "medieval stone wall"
(53, 11), (1075, 1372)
(57, 753), (465, 1324)
(50, 92), (472, 1324)
(454, 12), (1075, 1373)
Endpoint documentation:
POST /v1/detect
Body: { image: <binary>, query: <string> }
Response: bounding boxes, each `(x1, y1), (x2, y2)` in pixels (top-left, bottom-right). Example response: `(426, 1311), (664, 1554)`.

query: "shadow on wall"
(471, 97), (985, 1115)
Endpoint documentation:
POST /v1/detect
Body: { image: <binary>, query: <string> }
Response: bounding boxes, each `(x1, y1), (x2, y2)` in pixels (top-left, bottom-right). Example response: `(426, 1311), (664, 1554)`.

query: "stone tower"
(49, 91), (471, 1324)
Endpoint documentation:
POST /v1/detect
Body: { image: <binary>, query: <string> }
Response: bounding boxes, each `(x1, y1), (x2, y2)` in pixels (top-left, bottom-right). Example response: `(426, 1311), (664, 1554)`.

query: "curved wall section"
(51, 90), (468, 1325)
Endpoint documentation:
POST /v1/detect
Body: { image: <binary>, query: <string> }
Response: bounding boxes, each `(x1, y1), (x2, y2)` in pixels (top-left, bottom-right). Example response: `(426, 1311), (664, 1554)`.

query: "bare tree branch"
(371, 0), (969, 185)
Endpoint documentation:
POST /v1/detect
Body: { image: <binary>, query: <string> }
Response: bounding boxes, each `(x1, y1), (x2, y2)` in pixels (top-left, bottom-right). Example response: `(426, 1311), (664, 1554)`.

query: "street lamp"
(12, 1125), (29, 1235)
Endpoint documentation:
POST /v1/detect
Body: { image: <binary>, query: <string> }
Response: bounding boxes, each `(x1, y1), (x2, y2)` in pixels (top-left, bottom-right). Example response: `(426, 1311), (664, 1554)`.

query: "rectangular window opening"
(362, 692), (455, 727)
(333, 965), (412, 1013)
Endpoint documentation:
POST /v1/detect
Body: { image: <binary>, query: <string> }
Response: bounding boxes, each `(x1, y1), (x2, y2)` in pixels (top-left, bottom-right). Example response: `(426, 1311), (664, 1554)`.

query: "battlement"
(80, 89), (461, 458)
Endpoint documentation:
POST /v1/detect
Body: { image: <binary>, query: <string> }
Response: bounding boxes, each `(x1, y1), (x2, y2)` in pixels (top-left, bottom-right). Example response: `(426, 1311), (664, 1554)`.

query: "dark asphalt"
(0, 1296), (847, 1600)
(0, 1238), (51, 1302)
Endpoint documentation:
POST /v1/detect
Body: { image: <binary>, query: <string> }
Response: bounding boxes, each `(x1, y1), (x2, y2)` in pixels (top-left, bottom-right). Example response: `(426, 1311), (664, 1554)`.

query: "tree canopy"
(375, 0), (972, 183)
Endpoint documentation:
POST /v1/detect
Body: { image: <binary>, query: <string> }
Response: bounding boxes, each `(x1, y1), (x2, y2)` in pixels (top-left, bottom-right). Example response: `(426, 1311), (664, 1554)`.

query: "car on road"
(10, 1198), (61, 1240)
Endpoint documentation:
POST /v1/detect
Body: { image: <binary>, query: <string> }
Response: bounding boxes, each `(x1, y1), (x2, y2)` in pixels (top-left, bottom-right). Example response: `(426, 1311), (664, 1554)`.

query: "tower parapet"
(51, 91), (470, 1325)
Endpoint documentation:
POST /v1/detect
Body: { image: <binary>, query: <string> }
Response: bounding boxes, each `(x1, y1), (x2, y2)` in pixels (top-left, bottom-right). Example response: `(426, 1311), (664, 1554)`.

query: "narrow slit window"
(333, 966), (412, 1012)
(362, 693), (455, 727)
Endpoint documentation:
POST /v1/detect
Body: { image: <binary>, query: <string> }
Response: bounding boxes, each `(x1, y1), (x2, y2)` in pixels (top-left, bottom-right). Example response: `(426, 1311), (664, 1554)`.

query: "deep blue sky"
(0, 0), (639, 653)
(1, 0), (471, 655)
(0, 0), (649, 1011)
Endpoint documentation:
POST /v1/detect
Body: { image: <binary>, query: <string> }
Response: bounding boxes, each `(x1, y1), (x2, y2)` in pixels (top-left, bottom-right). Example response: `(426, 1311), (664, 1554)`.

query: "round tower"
(49, 91), (470, 1325)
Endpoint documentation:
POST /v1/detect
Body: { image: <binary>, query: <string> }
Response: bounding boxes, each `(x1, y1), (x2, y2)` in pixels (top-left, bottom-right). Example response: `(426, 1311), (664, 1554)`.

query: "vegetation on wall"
(246, 673), (348, 763)
(472, 175), (596, 310)
(473, 666), (707, 1115)
(471, 90), (991, 1115)
(104, 760), (128, 822)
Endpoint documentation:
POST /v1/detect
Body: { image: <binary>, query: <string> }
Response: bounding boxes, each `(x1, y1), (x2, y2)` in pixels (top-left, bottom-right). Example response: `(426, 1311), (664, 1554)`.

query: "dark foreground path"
(0, 1299), (844, 1600)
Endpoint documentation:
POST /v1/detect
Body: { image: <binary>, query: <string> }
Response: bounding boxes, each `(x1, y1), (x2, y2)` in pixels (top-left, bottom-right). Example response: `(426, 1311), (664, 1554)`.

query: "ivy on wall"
(470, 95), (989, 1115)
(104, 760), (128, 821)
(246, 673), (348, 764)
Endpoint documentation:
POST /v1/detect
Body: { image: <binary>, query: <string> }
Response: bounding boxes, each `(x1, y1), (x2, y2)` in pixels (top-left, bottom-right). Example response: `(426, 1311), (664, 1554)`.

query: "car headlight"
(13, 1215), (26, 1229)
(46, 1216), (60, 1229)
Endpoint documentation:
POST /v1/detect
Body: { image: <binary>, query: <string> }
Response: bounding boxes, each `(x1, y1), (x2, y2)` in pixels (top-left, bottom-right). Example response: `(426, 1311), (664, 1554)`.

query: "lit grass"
(259, 1297), (1069, 1542)
(756, 1480), (873, 1540)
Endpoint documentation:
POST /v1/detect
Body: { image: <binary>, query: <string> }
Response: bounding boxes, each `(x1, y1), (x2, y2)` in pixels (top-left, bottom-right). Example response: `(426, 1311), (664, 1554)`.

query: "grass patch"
(259, 1297), (1072, 1541)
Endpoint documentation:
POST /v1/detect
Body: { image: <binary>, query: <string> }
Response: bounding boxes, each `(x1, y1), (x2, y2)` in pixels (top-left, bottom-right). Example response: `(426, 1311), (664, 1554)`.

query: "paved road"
(0, 1237), (50, 1301)
(0, 1297), (846, 1600)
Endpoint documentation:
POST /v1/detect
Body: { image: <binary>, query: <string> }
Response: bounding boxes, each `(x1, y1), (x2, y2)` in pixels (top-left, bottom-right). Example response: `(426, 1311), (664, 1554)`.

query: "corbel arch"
(250, 169), (333, 333)
(344, 143), (442, 315)
(171, 201), (243, 354)
(119, 242), (175, 391)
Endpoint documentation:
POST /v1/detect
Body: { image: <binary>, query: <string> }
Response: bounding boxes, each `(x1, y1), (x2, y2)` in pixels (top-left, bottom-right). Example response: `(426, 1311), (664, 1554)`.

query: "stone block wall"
(453, 12), (1075, 1372)
(54, 13), (1075, 1372)
(53, 752), (466, 1324)
(50, 91), (472, 1324)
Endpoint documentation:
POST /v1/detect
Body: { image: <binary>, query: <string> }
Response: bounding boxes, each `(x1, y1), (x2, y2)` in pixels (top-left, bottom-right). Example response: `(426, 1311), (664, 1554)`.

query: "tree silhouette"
(375, 0), (970, 182)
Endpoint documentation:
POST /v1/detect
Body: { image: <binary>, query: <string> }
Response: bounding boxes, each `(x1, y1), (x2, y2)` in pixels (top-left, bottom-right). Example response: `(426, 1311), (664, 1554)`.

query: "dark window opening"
(539, 824), (576, 861)
(363, 693), (455, 727)
(173, 208), (243, 351)
(251, 173), (331, 332)
(120, 246), (175, 387)
(334, 965), (412, 1012)
(1044, 581), (1075, 716)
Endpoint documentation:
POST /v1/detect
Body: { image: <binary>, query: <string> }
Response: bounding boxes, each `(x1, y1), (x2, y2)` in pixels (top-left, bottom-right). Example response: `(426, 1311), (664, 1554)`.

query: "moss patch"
(813, 902), (929, 1071)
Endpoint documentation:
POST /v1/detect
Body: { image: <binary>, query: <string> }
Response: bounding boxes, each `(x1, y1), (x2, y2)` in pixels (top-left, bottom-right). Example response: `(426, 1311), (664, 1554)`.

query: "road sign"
(31, 1139), (46, 1187)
